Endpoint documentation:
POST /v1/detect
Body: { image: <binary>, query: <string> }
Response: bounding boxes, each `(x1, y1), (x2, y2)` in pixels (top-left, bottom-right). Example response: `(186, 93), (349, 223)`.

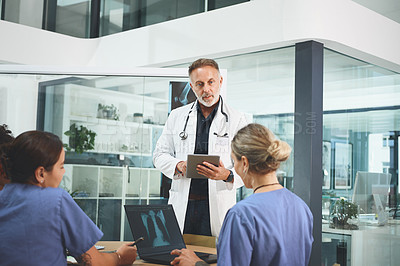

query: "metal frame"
(42, 0), (57, 32)
(90, 0), (100, 38)
(294, 40), (324, 266)
(1, 0), (5, 20)
(0, 65), (188, 77)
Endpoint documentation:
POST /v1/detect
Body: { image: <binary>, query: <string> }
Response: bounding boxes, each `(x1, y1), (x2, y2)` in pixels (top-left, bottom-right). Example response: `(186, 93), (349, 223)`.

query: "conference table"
(97, 241), (217, 266)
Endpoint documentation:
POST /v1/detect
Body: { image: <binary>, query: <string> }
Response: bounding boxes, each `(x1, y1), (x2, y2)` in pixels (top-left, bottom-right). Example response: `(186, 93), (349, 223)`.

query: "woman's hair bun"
(232, 123), (292, 174)
(268, 139), (291, 162)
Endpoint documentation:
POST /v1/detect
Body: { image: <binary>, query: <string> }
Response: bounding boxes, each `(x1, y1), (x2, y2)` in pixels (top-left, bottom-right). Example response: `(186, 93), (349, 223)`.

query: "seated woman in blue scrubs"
(0, 130), (137, 266)
(170, 123), (314, 266)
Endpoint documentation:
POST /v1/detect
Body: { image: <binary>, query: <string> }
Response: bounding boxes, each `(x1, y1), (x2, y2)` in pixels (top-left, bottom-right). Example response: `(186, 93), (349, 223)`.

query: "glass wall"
(172, 47), (296, 199)
(216, 48), (296, 198)
(53, 0), (91, 38)
(0, 0), (249, 38)
(2, 44), (399, 262)
(100, 0), (205, 36)
(321, 49), (400, 266)
(2, 0), (43, 28)
(0, 70), (188, 240)
(208, 0), (248, 11)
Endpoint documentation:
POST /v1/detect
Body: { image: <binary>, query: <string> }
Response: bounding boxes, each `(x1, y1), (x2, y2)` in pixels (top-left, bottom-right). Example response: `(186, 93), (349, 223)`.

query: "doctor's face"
(189, 65), (222, 107)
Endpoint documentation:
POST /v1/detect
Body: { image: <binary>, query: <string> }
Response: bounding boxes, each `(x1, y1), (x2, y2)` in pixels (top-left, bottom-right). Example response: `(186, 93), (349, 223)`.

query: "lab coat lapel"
(209, 102), (225, 155)
(185, 101), (198, 154)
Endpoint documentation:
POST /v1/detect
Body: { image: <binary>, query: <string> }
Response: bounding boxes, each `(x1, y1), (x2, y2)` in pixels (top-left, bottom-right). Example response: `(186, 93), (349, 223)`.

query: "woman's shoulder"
(229, 194), (263, 215)
(234, 188), (307, 211)
(42, 186), (68, 197)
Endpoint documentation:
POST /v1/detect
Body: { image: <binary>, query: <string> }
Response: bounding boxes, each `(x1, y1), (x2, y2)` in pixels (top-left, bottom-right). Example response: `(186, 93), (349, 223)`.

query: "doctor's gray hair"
(188, 58), (220, 76)
(231, 123), (291, 175)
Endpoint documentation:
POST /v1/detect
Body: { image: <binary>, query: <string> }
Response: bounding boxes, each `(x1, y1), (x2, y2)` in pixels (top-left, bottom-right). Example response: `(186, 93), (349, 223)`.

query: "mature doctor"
(153, 58), (248, 237)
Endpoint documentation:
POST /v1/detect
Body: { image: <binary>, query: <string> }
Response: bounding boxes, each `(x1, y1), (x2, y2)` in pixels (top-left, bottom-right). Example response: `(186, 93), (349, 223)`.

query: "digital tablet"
(186, 154), (220, 179)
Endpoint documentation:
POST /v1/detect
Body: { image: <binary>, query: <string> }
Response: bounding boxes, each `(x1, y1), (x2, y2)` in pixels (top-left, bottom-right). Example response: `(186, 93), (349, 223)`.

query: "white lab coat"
(153, 99), (249, 237)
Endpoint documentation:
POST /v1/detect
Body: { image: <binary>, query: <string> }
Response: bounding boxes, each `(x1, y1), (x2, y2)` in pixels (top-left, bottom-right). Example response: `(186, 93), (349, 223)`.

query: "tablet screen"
(186, 154), (220, 179)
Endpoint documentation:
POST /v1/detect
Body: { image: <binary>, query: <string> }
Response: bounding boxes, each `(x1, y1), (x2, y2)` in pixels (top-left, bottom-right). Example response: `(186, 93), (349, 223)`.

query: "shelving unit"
(63, 164), (162, 240)
(60, 84), (166, 156)
(34, 68), (189, 241)
(57, 83), (168, 240)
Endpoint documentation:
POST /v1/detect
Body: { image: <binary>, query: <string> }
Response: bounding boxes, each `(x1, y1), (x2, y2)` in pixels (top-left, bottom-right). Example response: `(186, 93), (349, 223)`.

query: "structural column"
(294, 41), (323, 266)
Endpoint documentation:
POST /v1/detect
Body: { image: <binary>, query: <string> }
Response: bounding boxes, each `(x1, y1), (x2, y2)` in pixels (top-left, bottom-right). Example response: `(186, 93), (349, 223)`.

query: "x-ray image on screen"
(169, 81), (196, 112)
(141, 210), (171, 247)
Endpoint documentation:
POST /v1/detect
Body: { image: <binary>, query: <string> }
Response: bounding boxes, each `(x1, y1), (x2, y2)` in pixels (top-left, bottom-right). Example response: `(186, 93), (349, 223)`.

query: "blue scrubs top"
(0, 183), (103, 266)
(217, 188), (314, 266)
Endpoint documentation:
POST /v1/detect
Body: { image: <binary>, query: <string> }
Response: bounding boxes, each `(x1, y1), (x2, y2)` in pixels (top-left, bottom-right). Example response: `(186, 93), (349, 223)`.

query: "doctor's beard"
(196, 92), (219, 107)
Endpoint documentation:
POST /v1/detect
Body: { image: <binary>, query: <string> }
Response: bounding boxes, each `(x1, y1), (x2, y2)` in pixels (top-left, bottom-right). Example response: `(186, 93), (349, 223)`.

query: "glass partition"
(216, 47), (296, 199)
(208, 0), (250, 11)
(53, 0), (91, 38)
(0, 69), (187, 240)
(100, 0), (204, 35)
(172, 47), (296, 199)
(321, 49), (400, 266)
(0, 0), (249, 38)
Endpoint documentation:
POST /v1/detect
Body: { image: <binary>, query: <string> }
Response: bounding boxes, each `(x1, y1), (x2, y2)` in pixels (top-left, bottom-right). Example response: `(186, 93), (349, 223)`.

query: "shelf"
(69, 115), (165, 128)
(67, 84), (169, 104)
(124, 196), (163, 200)
(74, 197), (98, 200)
(71, 149), (152, 157)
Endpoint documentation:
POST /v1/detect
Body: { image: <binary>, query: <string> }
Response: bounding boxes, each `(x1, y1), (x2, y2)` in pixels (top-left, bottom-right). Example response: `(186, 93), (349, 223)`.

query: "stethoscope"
(179, 96), (229, 140)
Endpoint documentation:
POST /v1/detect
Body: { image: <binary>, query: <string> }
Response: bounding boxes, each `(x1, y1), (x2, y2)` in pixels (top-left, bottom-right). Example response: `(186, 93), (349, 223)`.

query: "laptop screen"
(124, 204), (186, 256)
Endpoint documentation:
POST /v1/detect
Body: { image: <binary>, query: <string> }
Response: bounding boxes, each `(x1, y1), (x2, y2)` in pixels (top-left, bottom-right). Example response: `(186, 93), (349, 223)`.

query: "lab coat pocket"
(169, 190), (178, 201)
(214, 137), (230, 153)
(170, 180), (180, 192)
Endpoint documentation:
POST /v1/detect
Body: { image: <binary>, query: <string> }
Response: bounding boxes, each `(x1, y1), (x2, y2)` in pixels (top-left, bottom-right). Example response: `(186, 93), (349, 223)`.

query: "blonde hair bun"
(267, 139), (291, 162)
(232, 123), (291, 174)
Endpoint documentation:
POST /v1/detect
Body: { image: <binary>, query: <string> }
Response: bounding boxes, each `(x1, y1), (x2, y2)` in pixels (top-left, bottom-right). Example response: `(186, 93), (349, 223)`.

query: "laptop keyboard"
(141, 253), (178, 264)
(195, 251), (211, 258)
(142, 251), (216, 265)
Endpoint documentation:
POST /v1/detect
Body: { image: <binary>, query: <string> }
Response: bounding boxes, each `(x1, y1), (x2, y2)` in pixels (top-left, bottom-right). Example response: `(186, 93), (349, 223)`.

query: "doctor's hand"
(170, 249), (204, 266)
(197, 160), (231, 181)
(175, 161), (187, 175)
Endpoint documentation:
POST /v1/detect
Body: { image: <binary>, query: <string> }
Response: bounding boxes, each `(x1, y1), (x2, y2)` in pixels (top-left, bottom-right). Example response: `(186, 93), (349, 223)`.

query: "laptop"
(124, 204), (217, 265)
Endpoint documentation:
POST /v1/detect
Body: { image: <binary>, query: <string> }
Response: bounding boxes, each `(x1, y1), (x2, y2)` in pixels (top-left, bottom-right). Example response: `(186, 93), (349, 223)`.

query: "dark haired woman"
(171, 123), (313, 266)
(0, 130), (137, 265)
(0, 124), (14, 190)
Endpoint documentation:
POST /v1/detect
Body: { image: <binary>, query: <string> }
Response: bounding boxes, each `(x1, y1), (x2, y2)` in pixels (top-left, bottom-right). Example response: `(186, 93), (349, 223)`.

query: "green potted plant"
(330, 197), (359, 230)
(64, 123), (97, 154)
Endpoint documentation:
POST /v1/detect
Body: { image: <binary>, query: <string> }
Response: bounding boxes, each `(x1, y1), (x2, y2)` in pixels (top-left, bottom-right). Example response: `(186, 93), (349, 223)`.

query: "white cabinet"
(62, 164), (164, 240)
(56, 82), (172, 240)
(61, 84), (166, 156)
(35, 69), (189, 241)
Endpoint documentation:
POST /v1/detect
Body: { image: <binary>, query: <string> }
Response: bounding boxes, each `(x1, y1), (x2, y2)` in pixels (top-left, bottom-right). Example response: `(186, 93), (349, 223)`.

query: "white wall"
(0, 20), (97, 66)
(0, 75), (38, 135)
(0, 0), (399, 71)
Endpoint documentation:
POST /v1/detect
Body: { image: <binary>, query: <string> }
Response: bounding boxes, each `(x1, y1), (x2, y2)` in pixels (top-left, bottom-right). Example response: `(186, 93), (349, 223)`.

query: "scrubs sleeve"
(217, 210), (253, 266)
(60, 191), (103, 258)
